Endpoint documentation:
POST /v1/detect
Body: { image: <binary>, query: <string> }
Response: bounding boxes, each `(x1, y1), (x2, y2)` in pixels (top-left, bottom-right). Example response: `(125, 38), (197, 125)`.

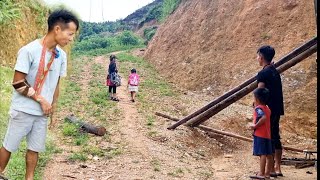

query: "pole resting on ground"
(157, 112), (314, 153)
(65, 114), (107, 136)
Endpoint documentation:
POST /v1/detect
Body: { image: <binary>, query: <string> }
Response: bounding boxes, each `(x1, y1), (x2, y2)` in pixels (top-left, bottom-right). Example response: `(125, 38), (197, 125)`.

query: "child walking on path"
(127, 68), (140, 102)
(249, 88), (272, 180)
(106, 54), (119, 101)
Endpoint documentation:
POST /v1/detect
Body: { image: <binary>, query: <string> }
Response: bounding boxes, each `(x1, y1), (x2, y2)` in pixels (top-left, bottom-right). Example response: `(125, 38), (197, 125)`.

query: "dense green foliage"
(144, 27), (158, 42)
(73, 30), (145, 56)
(78, 21), (132, 41)
(78, 0), (181, 43)
(0, 0), (50, 26)
(160, 0), (181, 22)
(0, 0), (22, 25)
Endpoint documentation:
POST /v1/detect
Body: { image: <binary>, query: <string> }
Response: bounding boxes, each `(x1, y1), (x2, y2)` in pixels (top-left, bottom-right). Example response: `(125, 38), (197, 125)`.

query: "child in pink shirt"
(127, 68), (140, 102)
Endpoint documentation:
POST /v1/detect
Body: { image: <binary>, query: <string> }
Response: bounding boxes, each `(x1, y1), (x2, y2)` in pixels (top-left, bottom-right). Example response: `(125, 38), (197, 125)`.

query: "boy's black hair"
(110, 54), (116, 61)
(131, 68), (136, 73)
(48, 9), (79, 32)
(253, 88), (270, 105)
(257, 45), (275, 63)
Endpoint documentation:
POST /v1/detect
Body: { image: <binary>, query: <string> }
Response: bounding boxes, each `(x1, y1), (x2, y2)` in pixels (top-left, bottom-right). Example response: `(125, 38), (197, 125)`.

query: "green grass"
(62, 122), (80, 137)
(117, 52), (175, 99)
(61, 120), (89, 146)
(146, 115), (155, 127)
(261, 33), (271, 40)
(160, 0), (181, 22)
(151, 159), (161, 172)
(68, 152), (87, 162)
(167, 168), (184, 177)
(105, 148), (122, 159)
(58, 56), (123, 162)
(0, 0), (49, 27)
(0, 66), (13, 137)
(3, 133), (58, 180)
(0, 0), (21, 25)
(82, 145), (105, 157)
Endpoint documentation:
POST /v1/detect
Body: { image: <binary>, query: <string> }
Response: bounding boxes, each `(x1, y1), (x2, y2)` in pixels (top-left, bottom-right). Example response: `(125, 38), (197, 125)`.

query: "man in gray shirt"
(0, 9), (79, 180)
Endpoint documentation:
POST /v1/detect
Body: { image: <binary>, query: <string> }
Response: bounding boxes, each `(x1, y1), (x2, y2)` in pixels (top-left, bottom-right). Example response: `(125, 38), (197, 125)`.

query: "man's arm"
(13, 70), (52, 115)
(52, 77), (60, 105)
(49, 78), (60, 129)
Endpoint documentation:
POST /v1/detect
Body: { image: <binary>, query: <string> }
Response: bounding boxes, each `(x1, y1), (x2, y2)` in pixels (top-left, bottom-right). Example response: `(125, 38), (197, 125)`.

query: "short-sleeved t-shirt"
(10, 39), (67, 116)
(256, 65), (284, 115)
(253, 105), (271, 139)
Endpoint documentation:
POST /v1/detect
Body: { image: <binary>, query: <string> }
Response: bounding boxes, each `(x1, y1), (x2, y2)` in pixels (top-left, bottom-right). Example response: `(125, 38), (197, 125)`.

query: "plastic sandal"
(249, 175), (265, 179)
(270, 172), (277, 177)
(276, 172), (283, 176)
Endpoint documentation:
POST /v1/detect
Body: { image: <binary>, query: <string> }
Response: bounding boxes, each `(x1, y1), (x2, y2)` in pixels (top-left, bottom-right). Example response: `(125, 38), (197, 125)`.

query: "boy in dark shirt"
(256, 45), (284, 177)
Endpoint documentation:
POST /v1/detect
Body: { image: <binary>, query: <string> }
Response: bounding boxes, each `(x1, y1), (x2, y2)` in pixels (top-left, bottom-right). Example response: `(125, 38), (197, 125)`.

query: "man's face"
(256, 53), (263, 66)
(54, 22), (77, 47)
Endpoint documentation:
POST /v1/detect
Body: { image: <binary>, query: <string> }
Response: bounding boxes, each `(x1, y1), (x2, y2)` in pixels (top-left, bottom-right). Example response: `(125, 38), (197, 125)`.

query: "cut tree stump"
(65, 114), (107, 136)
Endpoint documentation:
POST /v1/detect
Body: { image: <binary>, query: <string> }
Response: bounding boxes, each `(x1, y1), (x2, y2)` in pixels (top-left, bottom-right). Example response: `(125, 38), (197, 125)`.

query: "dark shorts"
(270, 113), (282, 150)
(253, 136), (273, 156)
(109, 86), (117, 93)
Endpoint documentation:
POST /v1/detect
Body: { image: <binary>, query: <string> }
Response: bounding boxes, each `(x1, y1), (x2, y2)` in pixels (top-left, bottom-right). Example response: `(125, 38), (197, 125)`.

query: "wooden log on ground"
(167, 37), (317, 130)
(65, 114), (107, 136)
(188, 43), (317, 127)
(281, 158), (317, 168)
(157, 112), (310, 153)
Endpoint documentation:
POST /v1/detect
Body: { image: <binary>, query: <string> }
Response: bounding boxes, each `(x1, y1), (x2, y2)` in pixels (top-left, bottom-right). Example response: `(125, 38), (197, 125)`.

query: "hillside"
(144, 0), (317, 138)
(77, 0), (167, 43)
(122, 0), (163, 30)
(0, 0), (48, 66)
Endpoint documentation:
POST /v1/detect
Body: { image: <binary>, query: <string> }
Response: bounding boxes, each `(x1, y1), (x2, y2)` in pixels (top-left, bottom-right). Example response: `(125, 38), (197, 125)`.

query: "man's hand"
(39, 97), (52, 116)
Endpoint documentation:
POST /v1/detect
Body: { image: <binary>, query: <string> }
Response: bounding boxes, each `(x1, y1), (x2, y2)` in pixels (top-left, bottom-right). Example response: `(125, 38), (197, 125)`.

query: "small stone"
(88, 154), (93, 160)
(80, 164), (88, 168)
(93, 156), (99, 161)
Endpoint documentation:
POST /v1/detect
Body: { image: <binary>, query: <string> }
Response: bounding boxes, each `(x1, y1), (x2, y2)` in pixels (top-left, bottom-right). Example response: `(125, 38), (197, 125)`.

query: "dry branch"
(65, 114), (107, 136)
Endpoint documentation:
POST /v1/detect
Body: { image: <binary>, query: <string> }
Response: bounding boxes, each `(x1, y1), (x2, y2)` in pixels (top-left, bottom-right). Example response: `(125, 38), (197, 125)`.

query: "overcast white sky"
(43, 0), (155, 22)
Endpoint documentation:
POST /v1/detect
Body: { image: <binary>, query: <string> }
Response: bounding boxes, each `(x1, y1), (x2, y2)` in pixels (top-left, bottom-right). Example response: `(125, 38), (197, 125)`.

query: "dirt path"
(43, 54), (317, 180)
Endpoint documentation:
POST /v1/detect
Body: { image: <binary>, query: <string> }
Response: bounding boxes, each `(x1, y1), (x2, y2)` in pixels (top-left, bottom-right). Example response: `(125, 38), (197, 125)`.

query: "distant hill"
(122, 0), (163, 30)
(78, 0), (181, 44)
(78, 0), (163, 41)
